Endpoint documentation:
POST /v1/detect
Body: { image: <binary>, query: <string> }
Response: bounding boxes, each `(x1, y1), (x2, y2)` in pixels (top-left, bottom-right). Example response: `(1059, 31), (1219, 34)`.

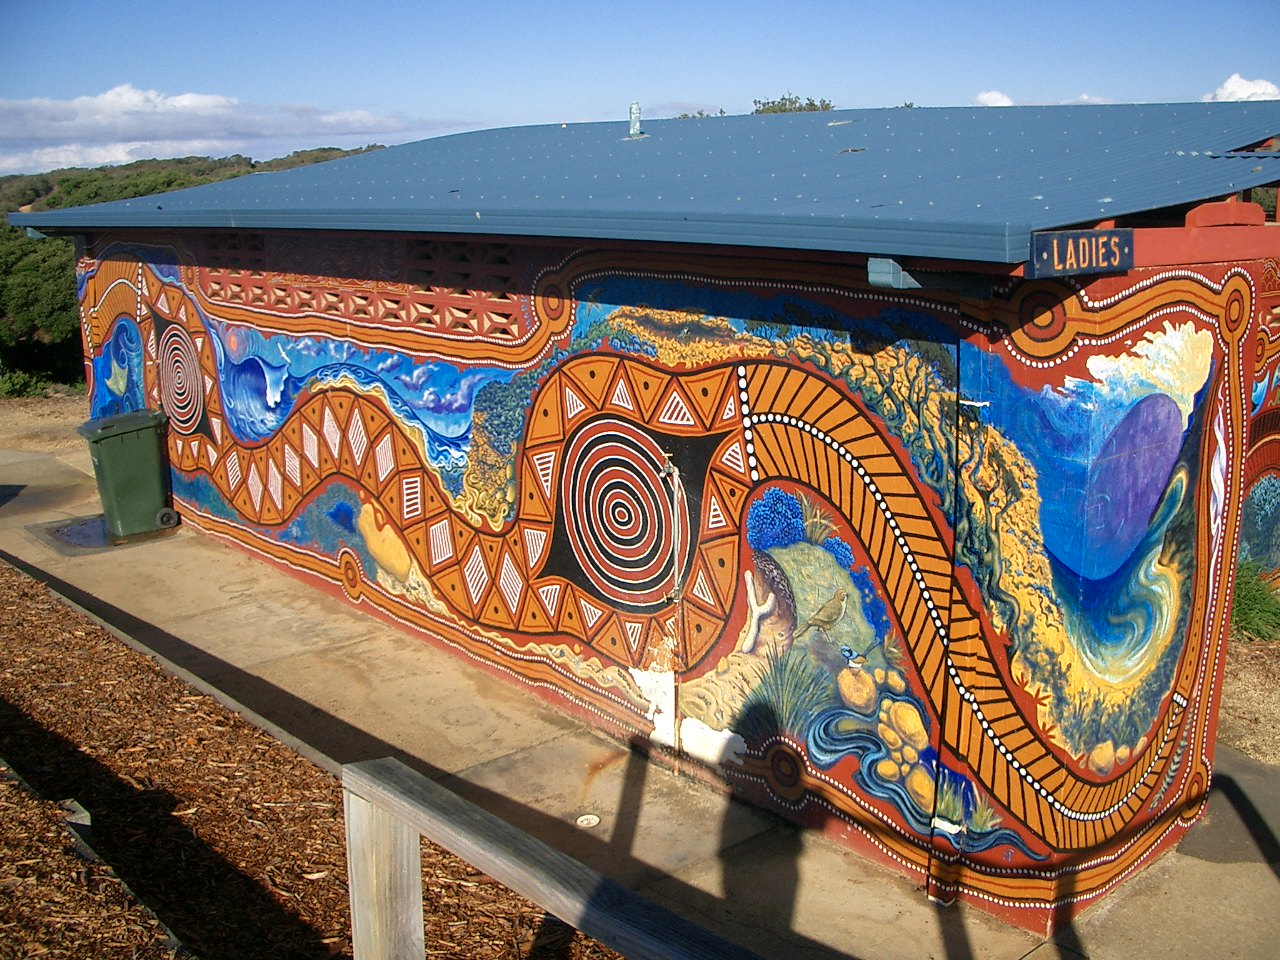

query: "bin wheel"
(156, 508), (180, 529)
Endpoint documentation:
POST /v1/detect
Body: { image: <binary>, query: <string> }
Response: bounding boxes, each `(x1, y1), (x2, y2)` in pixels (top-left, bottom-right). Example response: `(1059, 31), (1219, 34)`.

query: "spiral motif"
(1018, 290), (1069, 344)
(560, 418), (688, 607)
(763, 740), (807, 804)
(536, 281), (569, 326)
(1223, 284), (1248, 337)
(338, 549), (364, 600)
(158, 323), (204, 435)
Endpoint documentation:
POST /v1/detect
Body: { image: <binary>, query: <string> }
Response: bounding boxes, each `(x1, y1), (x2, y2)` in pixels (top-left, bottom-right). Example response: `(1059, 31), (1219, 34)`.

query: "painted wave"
(311, 364), (471, 469)
(217, 353), (302, 442)
(89, 319), (145, 418)
(807, 703), (1044, 859)
(1051, 470), (1185, 685)
(214, 355), (471, 472)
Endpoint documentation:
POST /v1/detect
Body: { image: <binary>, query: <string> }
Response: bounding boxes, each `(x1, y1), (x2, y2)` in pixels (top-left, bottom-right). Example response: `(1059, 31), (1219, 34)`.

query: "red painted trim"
(1185, 200), (1265, 228)
(1132, 224), (1280, 267)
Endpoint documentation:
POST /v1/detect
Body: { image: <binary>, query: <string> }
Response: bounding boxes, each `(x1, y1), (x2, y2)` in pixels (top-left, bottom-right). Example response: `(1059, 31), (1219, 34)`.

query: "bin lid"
(77, 408), (167, 441)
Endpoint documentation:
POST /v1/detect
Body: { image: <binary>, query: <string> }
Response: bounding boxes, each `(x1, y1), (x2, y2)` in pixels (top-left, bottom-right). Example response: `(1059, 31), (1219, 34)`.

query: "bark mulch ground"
(0, 560), (622, 960)
(1218, 634), (1280, 767)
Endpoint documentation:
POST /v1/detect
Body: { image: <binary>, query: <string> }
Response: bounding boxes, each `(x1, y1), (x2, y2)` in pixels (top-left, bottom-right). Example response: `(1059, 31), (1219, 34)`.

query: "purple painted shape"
(1079, 393), (1183, 581)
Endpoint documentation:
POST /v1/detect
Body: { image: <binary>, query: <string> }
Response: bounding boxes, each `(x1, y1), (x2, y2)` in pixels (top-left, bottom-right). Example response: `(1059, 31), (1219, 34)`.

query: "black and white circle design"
(157, 323), (204, 435)
(560, 418), (688, 607)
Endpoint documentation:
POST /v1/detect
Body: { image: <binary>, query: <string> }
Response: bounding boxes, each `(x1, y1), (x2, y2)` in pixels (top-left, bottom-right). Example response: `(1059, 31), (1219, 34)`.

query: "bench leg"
(345, 788), (426, 960)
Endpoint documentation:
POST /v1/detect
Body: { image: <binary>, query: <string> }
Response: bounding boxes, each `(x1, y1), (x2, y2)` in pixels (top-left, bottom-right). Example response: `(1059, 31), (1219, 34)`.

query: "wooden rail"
(342, 757), (761, 960)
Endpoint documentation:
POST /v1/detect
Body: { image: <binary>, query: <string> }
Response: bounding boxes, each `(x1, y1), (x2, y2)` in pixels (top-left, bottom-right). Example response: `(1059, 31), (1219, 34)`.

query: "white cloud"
(9, 140), (241, 174)
(974, 90), (1014, 107)
(1203, 73), (1280, 102)
(0, 84), (465, 175)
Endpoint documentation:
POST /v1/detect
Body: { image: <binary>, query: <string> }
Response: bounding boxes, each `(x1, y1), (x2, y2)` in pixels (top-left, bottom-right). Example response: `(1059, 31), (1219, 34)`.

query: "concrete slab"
(0, 525), (369, 651)
(239, 629), (581, 774)
(642, 822), (1041, 960)
(443, 730), (778, 887)
(45, 530), (303, 620)
(0, 450), (98, 526)
(1068, 850), (1280, 959)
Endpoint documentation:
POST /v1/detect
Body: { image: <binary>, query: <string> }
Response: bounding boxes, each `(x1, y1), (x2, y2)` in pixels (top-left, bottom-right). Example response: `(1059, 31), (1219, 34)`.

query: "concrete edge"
(17, 566), (344, 779)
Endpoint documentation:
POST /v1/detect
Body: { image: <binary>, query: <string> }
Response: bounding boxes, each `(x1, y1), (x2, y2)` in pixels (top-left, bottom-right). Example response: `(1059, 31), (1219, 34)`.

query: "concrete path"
(1, 445), (1277, 960)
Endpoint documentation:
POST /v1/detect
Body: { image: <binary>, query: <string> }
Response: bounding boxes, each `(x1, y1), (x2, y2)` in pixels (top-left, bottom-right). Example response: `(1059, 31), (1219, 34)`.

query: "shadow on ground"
(0, 697), (337, 960)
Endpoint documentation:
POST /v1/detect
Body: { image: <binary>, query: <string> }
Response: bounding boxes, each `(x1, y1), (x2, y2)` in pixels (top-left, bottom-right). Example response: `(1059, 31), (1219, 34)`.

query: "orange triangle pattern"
(183, 352), (765, 673)
(627, 367), (665, 422)
(681, 605), (724, 668)
(698, 537), (741, 609)
(681, 367), (736, 428)
(525, 373), (566, 445)
(562, 355), (619, 408)
(592, 616), (633, 666)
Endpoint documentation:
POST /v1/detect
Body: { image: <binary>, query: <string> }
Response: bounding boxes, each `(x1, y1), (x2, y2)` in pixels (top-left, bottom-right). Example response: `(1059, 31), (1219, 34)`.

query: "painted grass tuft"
(736, 647), (836, 742)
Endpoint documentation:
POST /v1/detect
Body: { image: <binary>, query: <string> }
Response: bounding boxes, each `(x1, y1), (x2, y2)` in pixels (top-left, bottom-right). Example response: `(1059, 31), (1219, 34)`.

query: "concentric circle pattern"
(560, 418), (688, 607)
(157, 323), (205, 435)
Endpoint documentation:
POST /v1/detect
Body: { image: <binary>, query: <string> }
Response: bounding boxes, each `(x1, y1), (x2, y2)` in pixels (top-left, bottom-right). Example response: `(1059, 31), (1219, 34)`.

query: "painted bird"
(839, 644), (867, 669)
(841, 636), (885, 667)
(793, 588), (847, 641)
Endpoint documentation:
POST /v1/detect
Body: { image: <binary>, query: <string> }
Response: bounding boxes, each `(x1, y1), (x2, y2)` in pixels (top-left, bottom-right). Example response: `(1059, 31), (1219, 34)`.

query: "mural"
(75, 231), (1263, 933)
(1243, 259), (1280, 580)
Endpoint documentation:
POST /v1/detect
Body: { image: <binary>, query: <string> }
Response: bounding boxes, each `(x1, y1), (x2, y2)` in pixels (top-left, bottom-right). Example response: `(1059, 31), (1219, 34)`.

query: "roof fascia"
(6, 208), (1032, 265)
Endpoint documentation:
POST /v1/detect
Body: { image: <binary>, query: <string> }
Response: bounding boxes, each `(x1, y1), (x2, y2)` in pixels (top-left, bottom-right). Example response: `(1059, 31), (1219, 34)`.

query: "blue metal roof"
(11, 101), (1280, 265)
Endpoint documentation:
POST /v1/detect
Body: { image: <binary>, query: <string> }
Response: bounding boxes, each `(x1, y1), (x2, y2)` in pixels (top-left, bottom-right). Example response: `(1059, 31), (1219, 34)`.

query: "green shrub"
(1231, 559), (1280, 640)
(0, 368), (51, 397)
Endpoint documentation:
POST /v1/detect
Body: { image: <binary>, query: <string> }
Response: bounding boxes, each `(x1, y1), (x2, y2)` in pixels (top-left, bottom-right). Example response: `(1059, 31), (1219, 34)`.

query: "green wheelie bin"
(77, 409), (180, 541)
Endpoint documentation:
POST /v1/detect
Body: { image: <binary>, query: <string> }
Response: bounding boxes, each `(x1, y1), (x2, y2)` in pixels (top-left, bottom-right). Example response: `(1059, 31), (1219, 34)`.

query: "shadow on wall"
(720, 701), (801, 944)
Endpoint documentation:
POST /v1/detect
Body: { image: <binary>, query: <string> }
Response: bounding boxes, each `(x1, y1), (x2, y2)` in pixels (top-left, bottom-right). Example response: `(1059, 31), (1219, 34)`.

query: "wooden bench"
(343, 757), (761, 960)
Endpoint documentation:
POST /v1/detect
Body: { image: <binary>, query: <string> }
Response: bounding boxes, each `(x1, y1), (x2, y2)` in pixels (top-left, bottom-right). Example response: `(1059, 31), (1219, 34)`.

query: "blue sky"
(2, 0), (1278, 175)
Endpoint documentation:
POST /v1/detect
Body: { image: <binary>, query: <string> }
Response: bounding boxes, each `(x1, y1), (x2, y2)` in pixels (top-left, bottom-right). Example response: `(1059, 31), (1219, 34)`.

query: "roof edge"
(7, 208), (1033, 265)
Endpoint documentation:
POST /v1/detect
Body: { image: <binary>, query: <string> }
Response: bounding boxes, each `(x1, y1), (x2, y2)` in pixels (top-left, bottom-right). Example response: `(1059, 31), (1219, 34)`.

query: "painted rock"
(876, 758), (901, 781)
(357, 502), (413, 584)
(887, 700), (930, 752)
(878, 721), (903, 751)
(838, 667), (877, 713)
(1088, 739), (1116, 776)
(905, 764), (935, 811)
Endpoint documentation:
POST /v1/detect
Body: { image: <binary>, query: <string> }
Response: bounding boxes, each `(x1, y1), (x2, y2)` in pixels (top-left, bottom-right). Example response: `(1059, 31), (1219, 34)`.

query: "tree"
(752, 93), (834, 114)
(0, 227), (79, 386)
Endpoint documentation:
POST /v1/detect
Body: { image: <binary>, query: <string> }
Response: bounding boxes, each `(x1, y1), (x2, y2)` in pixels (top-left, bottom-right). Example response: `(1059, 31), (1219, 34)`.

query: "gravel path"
(0, 560), (620, 959)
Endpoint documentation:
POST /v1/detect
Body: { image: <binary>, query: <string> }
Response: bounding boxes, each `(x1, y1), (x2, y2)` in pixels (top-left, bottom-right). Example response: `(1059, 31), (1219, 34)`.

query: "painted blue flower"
(746, 487), (806, 550)
(822, 535), (854, 569)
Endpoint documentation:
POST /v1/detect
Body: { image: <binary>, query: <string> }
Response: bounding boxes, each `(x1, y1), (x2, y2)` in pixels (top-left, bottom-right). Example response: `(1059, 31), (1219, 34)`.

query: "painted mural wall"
(1241, 259), (1280, 582)
(74, 230), (1267, 933)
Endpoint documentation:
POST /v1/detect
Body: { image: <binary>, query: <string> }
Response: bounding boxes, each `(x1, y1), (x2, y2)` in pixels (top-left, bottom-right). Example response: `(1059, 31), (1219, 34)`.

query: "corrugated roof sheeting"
(11, 102), (1280, 264)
